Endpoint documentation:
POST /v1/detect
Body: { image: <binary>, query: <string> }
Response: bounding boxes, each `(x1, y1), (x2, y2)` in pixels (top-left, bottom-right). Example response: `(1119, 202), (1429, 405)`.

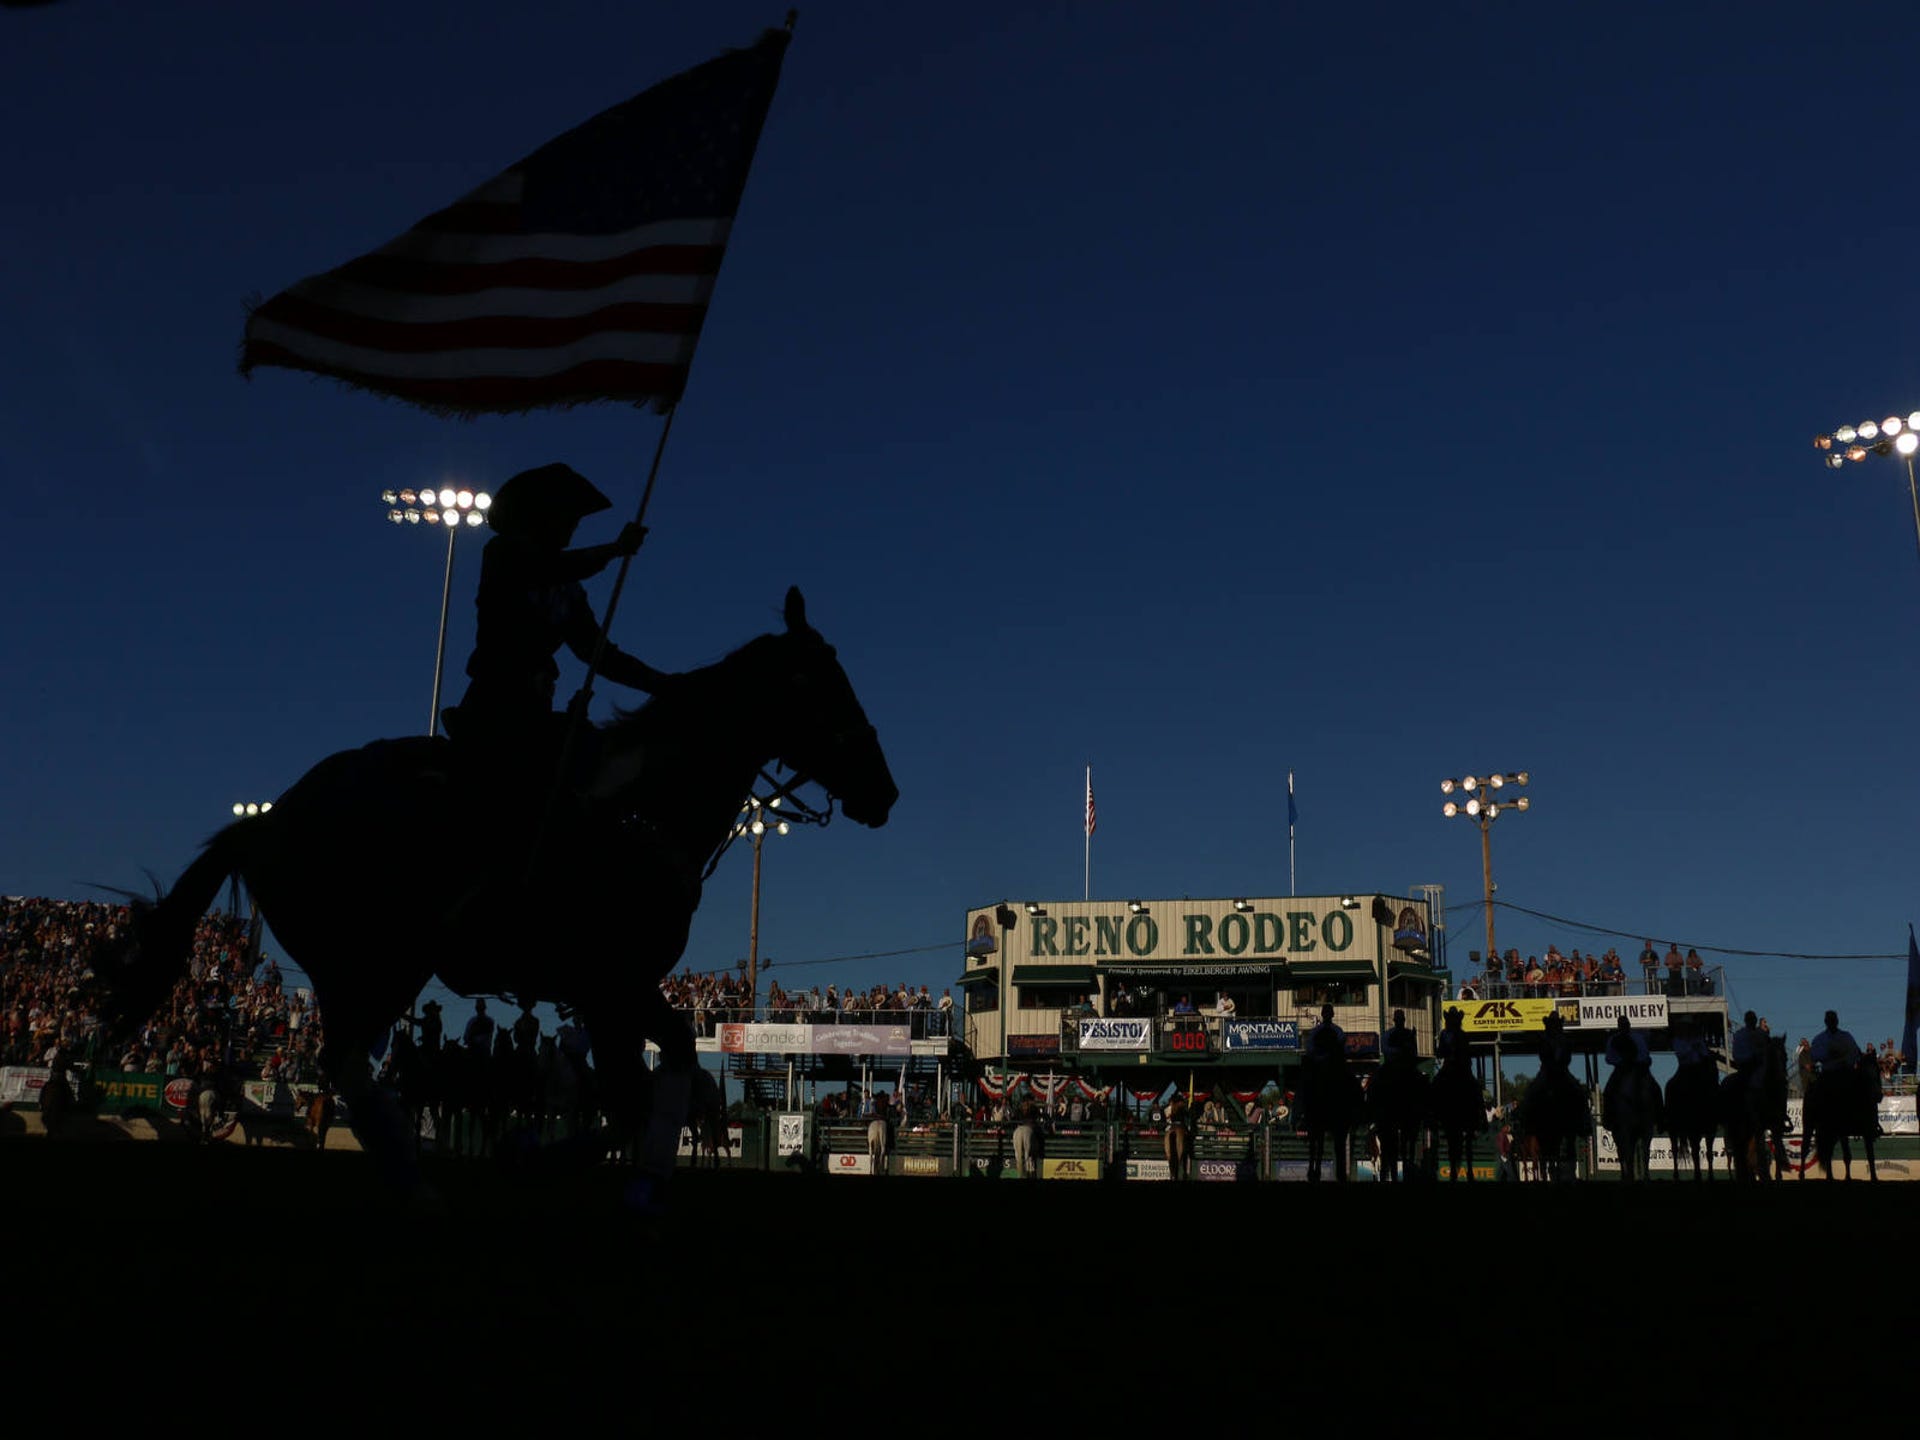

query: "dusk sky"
(5, 2), (1918, 1058)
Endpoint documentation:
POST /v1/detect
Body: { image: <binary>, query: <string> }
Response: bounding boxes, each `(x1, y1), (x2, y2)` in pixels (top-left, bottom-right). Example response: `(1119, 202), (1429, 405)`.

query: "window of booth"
(1294, 979), (1370, 1008)
(967, 979), (999, 1013)
(1019, 985), (1093, 1011)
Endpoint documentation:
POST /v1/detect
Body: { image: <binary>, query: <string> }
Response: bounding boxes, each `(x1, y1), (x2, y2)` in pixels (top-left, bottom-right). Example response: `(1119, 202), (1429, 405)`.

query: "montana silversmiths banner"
(1223, 1019), (1300, 1051)
(1077, 1017), (1153, 1051)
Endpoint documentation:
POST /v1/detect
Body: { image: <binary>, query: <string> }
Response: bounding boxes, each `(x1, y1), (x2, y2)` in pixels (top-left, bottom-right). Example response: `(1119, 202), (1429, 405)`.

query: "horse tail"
(101, 826), (247, 1034)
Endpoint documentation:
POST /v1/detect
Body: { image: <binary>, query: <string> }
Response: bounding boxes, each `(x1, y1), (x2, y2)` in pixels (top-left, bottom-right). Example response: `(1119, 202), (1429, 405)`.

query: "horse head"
(761, 588), (897, 829)
(592, 588), (897, 833)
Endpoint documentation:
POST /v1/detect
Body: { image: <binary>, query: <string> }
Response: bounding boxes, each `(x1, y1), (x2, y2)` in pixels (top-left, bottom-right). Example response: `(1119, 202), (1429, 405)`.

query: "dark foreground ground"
(3, 1134), (1908, 1404)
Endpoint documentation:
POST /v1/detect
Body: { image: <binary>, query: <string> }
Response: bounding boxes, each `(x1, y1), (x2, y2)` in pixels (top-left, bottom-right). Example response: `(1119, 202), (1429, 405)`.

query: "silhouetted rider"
(445, 463), (676, 800)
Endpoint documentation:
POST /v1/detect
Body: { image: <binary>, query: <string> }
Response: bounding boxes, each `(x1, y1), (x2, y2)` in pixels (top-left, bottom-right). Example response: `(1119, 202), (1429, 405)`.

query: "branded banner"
(1223, 1019), (1300, 1051)
(718, 1022), (812, 1054)
(1197, 1158), (1245, 1182)
(896, 1154), (946, 1177)
(1576, 995), (1669, 1028)
(717, 1023), (910, 1056)
(828, 1152), (874, 1176)
(1078, 1017), (1153, 1051)
(1445, 998), (1559, 1033)
(1126, 1157), (1172, 1181)
(1041, 1157), (1101, 1180)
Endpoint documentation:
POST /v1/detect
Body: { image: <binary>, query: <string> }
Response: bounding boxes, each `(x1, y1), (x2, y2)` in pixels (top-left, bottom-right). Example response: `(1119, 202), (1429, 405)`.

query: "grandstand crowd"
(1, 896), (322, 1082)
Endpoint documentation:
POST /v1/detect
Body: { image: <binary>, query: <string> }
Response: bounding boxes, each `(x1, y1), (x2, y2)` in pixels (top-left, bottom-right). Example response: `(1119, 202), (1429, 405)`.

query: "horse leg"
(623, 987), (708, 1207)
(323, 1040), (426, 1200)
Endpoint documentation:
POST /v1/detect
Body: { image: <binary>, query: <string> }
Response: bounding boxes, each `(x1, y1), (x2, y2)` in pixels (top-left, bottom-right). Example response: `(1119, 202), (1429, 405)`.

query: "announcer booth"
(959, 893), (1449, 1108)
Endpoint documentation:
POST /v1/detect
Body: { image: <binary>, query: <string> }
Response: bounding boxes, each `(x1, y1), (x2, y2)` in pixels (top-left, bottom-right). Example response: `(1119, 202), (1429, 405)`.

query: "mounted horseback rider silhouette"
(1719, 1009), (1769, 1178)
(1369, 1007), (1427, 1182)
(1665, 1015), (1720, 1179)
(101, 581), (898, 1204)
(442, 463), (674, 839)
(1518, 1009), (1586, 1182)
(1603, 1014), (1661, 1180)
(1431, 1003), (1485, 1180)
(1301, 1003), (1357, 1181)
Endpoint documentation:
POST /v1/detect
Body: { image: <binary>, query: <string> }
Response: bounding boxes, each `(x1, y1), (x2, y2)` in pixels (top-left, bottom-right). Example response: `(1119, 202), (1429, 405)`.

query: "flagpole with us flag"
(1084, 765), (1096, 902)
(239, 17), (798, 722)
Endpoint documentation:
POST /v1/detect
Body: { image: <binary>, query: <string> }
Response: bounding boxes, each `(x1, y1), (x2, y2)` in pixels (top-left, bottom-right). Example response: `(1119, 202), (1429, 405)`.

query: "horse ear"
(784, 586), (810, 633)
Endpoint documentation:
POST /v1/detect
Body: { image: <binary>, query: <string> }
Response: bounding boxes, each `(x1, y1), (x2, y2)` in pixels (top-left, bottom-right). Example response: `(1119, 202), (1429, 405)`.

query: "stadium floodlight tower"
(380, 483), (492, 737)
(1814, 410), (1920, 562)
(227, 801), (273, 918)
(1439, 772), (1531, 978)
(734, 794), (794, 1018)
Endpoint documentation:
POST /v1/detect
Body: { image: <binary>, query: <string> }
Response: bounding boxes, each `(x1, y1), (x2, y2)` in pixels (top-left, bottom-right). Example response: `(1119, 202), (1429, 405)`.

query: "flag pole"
(1288, 769), (1296, 897)
(568, 402), (678, 719)
(1083, 764), (1092, 902)
(531, 18), (798, 870)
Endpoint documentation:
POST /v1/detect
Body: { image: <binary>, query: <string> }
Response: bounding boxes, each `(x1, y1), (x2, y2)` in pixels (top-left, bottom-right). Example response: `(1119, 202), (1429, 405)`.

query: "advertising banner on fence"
(1223, 1019), (1299, 1051)
(87, 1070), (167, 1114)
(776, 1112), (809, 1157)
(1126, 1157), (1171, 1181)
(1446, 998), (1560, 1033)
(1575, 995), (1669, 1028)
(717, 1023), (910, 1056)
(676, 1124), (744, 1158)
(1078, 1017), (1153, 1052)
(1041, 1157), (1101, 1180)
(0, 1066), (48, 1105)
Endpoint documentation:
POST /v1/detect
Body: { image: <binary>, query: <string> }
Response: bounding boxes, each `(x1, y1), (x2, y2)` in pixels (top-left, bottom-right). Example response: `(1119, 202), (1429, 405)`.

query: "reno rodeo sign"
(965, 894), (1431, 967)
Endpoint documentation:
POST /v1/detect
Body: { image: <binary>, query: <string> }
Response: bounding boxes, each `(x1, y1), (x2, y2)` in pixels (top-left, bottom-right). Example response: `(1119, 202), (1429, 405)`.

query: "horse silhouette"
(102, 588), (896, 1200)
(1367, 1056), (1429, 1183)
(1807, 1053), (1882, 1181)
(1428, 1052), (1486, 1181)
(1517, 1059), (1588, 1183)
(1602, 1060), (1663, 1182)
(1758, 1035), (1791, 1180)
(1664, 1057), (1721, 1180)
(1298, 1035), (1361, 1181)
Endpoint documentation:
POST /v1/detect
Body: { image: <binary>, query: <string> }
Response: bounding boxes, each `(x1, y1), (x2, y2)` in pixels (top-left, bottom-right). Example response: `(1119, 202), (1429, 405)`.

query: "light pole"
(1440, 770), (1530, 1110)
(1814, 410), (1920, 561)
(227, 800), (272, 920)
(1439, 771), (1531, 971)
(733, 794), (793, 1018)
(381, 484), (492, 737)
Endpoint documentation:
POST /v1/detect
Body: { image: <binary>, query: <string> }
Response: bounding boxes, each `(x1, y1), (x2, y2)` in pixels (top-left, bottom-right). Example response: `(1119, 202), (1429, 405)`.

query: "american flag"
(240, 27), (790, 416)
(1085, 767), (1097, 838)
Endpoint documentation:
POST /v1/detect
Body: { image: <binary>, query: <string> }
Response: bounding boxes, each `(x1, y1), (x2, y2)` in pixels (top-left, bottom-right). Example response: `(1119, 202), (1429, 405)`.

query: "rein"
(699, 771), (836, 883)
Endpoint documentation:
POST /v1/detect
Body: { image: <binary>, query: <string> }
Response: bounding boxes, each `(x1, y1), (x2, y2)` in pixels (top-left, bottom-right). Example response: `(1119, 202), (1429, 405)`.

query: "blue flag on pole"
(1287, 771), (1297, 830)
